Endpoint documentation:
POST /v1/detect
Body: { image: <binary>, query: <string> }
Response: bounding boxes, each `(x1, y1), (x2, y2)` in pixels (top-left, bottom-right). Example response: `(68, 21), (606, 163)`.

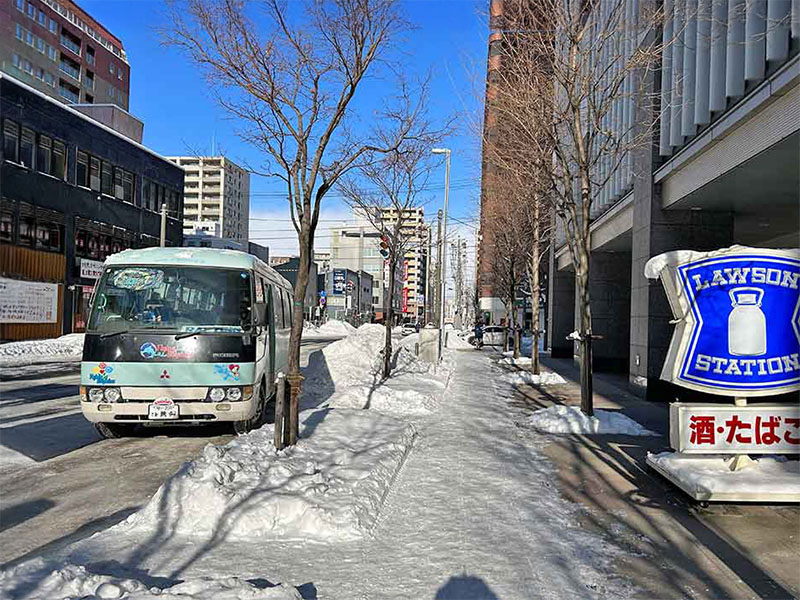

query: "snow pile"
(504, 370), (567, 386)
(445, 331), (473, 350)
(0, 333), (84, 366)
(0, 559), (300, 599)
(528, 405), (657, 435)
(647, 452), (800, 500)
(304, 325), (451, 417)
(115, 409), (415, 543)
(305, 319), (356, 338)
(498, 355), (532, 367)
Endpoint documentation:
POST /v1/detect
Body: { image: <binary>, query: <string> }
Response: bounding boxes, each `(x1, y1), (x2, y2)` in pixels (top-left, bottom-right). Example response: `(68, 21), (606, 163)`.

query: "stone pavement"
(500, 350), (800, 600)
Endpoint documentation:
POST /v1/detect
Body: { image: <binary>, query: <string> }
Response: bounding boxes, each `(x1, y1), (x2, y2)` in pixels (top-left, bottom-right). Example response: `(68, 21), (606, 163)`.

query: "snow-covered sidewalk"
(18, 351), (641, 599)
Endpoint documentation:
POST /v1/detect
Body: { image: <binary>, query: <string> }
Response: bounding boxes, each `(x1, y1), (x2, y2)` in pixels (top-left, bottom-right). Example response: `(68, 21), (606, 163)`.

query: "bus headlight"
(88, 388), (105, 403)
(226, 387), (242, 402)
(208, 387), (226, 402)
(103, 388), (121, 403)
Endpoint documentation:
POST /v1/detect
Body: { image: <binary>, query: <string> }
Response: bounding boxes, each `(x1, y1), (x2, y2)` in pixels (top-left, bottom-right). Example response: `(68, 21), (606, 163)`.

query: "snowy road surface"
(50, 350), (639, 599)
(0, 338), (338, 567)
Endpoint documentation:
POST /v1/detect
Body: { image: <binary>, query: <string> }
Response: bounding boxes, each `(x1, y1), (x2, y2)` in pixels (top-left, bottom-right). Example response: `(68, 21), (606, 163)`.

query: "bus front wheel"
(94, 422), (135, 439)
(234, 382), (268, 435)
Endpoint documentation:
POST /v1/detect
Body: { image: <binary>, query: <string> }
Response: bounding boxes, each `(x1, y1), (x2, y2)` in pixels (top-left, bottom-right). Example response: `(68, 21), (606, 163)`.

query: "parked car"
(401, 322), (417, 335)
(482, 325), (505, 346)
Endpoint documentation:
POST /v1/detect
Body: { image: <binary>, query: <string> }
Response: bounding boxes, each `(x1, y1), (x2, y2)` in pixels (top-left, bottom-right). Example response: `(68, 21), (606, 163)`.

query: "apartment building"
(1, 74), (184, 340)
(379, 207), (428, 320)
(1, 0), (130, 110)
(168, 156), (250, 244)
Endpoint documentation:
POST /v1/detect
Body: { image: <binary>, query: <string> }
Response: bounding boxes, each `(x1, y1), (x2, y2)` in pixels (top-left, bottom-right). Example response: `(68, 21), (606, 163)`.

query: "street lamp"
(431, 147), (450, 361)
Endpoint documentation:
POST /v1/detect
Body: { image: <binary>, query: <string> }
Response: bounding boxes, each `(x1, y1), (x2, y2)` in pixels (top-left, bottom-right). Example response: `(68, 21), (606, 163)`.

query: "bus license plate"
(148, 399), (179, 420)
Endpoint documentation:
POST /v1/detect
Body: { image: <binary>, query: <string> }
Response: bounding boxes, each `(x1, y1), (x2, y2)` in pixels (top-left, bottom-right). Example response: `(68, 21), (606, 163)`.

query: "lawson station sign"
(645, 246), (800, 397)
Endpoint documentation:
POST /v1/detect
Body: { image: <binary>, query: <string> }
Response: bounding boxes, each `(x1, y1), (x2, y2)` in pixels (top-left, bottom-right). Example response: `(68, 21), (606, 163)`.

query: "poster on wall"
(332, 269), (346, 295)
(0, 278), (59, 323)
(645, 246), (800, 397)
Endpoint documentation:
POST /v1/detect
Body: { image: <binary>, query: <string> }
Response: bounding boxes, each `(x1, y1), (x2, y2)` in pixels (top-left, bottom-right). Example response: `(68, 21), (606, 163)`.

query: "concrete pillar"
(682, 0), (698, 137)
(695, 0), (713, 124)
(660, 0), (675, 155)
(766, 0), (791, 62)
(744, 0), (767, 82)
(589, 252), (632, 373)
(709, 0), (729, 112)
(548, 247), (575, 359)
(726, 0), (746, 98)
(670, 0), (686, 148)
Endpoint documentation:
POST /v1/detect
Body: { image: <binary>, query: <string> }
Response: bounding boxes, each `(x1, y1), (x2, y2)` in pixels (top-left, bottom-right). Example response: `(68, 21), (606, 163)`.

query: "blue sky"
(82, 0), (486, 256)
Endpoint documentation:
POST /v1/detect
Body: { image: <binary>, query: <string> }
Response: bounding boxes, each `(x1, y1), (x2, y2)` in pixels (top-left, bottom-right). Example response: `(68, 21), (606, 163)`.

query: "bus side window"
(283, 290), (293, 326)
(272, 287), (284, 329)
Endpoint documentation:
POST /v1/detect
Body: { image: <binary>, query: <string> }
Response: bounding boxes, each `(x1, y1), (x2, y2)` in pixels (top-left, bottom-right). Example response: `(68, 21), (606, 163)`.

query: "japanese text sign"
(670, 403), (800, 454)
(332, 269), (346, 296)
(645, 246), (800, 396)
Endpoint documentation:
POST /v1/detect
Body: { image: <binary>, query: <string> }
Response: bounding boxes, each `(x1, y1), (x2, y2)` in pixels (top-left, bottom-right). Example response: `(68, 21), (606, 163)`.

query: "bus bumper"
(81, 398), (256, 424)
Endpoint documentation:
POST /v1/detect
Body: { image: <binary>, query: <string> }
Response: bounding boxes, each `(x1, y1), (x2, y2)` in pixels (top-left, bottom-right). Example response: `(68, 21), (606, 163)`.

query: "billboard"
(645, 246), (800, 396)
(332, 269), (346, 295)
(0, 278), (59, 323)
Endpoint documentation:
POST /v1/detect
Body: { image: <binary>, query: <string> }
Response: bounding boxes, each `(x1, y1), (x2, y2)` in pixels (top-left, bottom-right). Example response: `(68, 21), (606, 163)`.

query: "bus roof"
(105, 247), (276, 277)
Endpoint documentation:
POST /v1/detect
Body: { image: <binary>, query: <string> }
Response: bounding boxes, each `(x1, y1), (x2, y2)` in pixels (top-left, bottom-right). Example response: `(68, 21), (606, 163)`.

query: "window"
(114, 167), (124, 198)
(283, 290), (293, 326)
(142, 179), (152, 210)
(35, 221), (62, 251)
(19, 216), (34, 247)
(2, 120), (19, 163)
(26, 2), (35, 18)
(60, 56), (80, 80)
(52, 139), (65, 179)
(272, 287), (284, 328)
(121, 170), (134, 203)
(86, 46), (95, 66)
(89, 156), (100, 190)
(101, 161), (113, 195)
(11, 54), (20, 68)
(36, 135), (51, 174)
(61, 30), (81, 55)
(58, 81), (79, 103)
(21, 59), (33, 75)
(16, 23), (24, 40)
(37, 9), (46, 25)
(76, 150), (88, 187)
(20, 128), (34, 168)
(26, 31), (34, 46)
(85, 70), (94, 89)
(47, 45), (57, 61)
(117, 66), (122, 80)
(0, 211), (13, 243)
(49, 18), (57, 34)
(36, 37), (45, 53)
(107, 86), (114, 98)
(44, 71), (55, 87)
(15, 0), (23, 12)
(109, 62), (115, 75)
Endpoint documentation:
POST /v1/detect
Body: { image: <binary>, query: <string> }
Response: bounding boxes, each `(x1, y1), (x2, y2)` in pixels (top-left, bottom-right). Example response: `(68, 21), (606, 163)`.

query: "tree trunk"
(530, 199), (541, 375)
(383, 257), (395, 379)
(287, 224), (312, 442)
(577, 177), (593, 417)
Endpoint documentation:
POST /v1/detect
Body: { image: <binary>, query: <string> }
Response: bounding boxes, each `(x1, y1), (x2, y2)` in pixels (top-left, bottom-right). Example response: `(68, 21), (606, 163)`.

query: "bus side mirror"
(255, 303), (267, 326)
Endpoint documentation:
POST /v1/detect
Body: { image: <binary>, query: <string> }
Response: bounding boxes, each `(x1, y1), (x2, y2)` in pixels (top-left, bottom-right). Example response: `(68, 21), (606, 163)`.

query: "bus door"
(257, 277), (275, 395)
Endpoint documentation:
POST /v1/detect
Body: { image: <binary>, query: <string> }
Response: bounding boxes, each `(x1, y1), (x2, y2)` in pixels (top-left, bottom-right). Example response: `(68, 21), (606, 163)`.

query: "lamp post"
(431, 147), (450, 361)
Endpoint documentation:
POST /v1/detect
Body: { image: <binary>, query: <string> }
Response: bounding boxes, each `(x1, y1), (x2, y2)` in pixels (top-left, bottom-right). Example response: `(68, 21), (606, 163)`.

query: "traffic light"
(379, 234), (390, 259)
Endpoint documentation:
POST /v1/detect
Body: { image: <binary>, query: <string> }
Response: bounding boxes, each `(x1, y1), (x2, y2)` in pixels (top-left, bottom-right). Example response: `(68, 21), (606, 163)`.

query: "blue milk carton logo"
(678, 256), (800, 392)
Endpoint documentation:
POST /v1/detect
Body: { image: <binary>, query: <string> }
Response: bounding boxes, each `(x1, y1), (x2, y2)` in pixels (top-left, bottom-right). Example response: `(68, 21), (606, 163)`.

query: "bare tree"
(340, 136), (438, 379)
(487, 0), (665, 414)
(163, 0), (424, 442)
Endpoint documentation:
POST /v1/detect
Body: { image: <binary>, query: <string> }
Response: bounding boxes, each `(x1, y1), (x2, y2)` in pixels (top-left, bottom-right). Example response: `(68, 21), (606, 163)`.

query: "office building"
(516, 1), (800, 400)
(0, 74), (184, 340)
(320, 267), (373, 322)
(2, 0), (130, 110)
(168, 156), (250, 244)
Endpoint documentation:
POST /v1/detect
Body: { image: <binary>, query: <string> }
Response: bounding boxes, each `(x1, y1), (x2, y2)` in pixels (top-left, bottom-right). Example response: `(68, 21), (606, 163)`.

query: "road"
(0, 337), (338, 566)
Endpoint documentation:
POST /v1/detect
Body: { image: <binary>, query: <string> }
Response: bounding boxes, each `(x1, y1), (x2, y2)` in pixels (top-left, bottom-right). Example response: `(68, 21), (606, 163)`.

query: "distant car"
(482, 325), (505, 346)
(401, 322), (417, 335)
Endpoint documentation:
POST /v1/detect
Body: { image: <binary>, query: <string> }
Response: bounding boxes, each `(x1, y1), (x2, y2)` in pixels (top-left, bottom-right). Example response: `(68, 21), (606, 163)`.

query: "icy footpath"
(0, 334), (84, 367)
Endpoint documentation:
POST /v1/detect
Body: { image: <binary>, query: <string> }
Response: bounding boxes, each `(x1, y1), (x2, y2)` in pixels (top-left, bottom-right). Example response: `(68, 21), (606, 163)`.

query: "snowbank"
(303, 324), (451, 417)
(504, 370), (566, 386)
(445, 331), (473, 350)
(528, 405), (657, 435)
(303, 319), (356, 338)
(0, 559), (300, 599)
(0, 334), (84, 367)
(647, 452), (800, 500)
(498, 355), (532, 367)
(115, 409), (415, 543)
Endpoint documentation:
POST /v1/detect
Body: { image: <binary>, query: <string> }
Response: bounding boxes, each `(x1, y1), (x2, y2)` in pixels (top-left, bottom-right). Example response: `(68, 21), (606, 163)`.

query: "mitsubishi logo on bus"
(645, 246), (800, 396)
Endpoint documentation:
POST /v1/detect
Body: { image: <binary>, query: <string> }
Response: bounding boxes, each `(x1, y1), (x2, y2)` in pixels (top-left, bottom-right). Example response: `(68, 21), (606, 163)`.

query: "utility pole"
(160, 203), (168, 247)
(425, 222), (432, 325)
(434, 209), (442, 328)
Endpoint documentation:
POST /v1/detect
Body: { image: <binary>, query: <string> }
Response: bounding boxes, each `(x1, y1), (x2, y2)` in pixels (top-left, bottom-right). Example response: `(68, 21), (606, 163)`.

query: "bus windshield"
(87, 266), (253, 334)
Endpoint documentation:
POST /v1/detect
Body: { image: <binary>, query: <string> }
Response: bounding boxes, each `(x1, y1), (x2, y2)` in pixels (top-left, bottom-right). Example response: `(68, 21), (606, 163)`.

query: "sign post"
(645, 246), (800, 502)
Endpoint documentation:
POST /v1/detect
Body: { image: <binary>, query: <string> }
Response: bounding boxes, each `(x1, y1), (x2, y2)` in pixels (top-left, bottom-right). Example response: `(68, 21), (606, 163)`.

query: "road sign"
(645, 246), (800, 397)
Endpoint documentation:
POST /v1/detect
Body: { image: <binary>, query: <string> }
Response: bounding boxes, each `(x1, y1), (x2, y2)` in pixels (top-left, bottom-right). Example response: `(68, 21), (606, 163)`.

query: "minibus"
(80, 247), (293, 437)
